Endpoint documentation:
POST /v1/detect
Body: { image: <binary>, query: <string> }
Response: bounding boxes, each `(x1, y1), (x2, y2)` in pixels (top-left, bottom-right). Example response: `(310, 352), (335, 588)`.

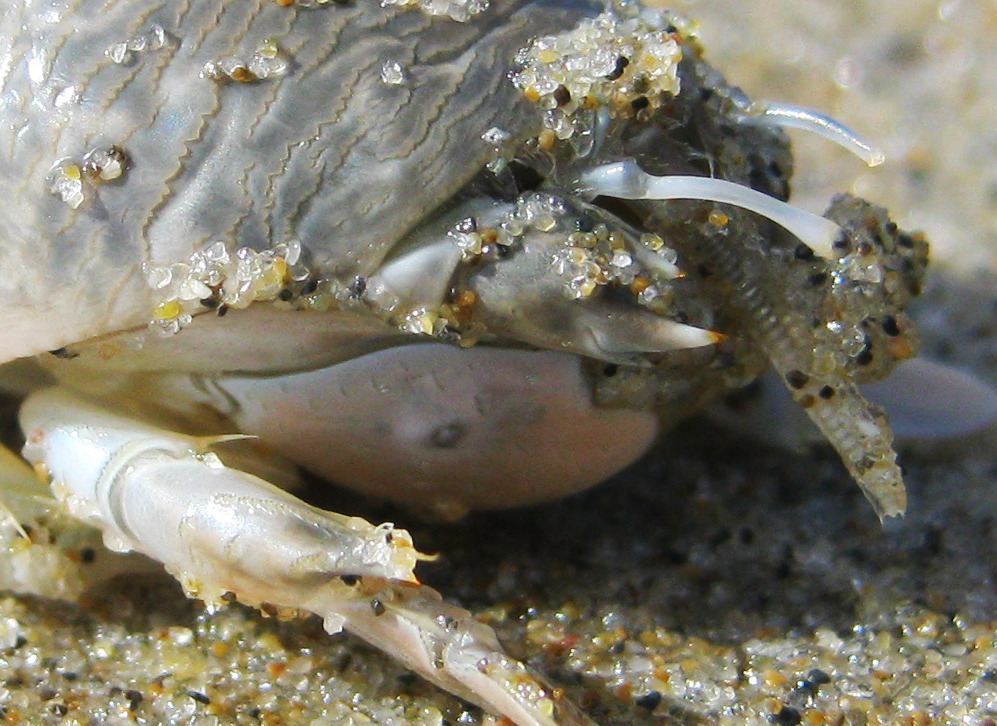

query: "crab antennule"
(740, 101), (886, 167)
(574, 161), (842, 257)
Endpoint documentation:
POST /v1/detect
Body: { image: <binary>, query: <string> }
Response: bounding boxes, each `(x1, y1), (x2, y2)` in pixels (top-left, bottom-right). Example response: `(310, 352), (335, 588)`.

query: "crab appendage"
(572, 160), (844, 258)
(19, 388), (594, 726)
(369, 195), (722, 364)
(737, 101), (886, 168)
(335, 582), (596, 726)
(630, 189), (916, 520)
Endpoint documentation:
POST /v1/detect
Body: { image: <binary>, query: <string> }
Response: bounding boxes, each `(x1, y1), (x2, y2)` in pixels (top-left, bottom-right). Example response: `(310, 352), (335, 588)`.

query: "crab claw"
(19, 388), (596, 726)
(377, 195), (723, 365)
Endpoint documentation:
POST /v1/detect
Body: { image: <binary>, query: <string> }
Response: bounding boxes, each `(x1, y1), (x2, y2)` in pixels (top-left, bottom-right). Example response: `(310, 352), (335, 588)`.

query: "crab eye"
(572, 159), (844, 257)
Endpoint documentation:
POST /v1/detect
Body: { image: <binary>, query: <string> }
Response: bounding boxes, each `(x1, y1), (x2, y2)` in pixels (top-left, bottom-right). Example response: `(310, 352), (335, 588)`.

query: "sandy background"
(1, 2), (996, 725)
(670, 0), (997, 275)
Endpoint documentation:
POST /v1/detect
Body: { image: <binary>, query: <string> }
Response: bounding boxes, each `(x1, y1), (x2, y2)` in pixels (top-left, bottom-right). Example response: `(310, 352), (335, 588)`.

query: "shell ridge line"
(94, 52), (150, 117)
(253, 33), (359, 230)
(15, 15), (77, 196)
(96, 264), (146, 335)
(0, 5), (28, 96)
(410, 23), (522, 187)
(186, 0), (231, 60)
(244, 0), (302, 139)
(96, 43), (182, 191)
(137, 91), (224, 263)
(257, 34), (375, 236)
(174, 0), (194, 29)
(352, 188), (395, 239)
(374, 59), (459, 163)
(284, 157), (340, 251)
(231, 160), (263, 248)
(378, 6), (531, 163)
(246, 0), (356, 138)
(352, 50), (473, 249)
(271, 46), (387, 246)
(89, 2), (165, 114)
(1, 43), (30, 163)
(259, 137), (303, 240)
(192, 2), (294, 248)
(114, 44), (180, 156)
(408, 6), (537, 190)
(245, 79), (285, 142)
(135, 0), (251, 258)
(95, 0), (130, 16)
(52, 204), (80, 244)
(278, 132), (359, 251)
(66, 224), (106, 299)
(252, 8), (354, 222)
(221, 0), (269, 62)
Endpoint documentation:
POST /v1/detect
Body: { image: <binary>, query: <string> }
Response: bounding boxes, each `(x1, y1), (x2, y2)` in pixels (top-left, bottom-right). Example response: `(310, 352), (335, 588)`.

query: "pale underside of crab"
(0, 0), (947, 724)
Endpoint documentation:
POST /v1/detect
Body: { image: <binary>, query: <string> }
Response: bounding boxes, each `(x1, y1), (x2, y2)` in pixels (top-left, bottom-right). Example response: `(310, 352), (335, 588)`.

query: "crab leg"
(19, 388), (596, 726)
(331, 583), (596, 726)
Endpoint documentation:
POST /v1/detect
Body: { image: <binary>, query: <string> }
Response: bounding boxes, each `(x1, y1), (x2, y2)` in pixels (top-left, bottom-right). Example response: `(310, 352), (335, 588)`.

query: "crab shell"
(1, 0), (925, 520)
(0, 0), (586, 356)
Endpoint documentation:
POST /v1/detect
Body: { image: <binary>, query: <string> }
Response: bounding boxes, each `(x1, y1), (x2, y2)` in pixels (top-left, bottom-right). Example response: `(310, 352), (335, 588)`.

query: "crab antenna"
(740, 101), (886, 167)
(574, 160), (842, 257)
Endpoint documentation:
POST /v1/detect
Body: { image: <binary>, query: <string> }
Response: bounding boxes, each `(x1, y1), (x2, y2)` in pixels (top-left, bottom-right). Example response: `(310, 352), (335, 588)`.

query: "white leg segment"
(19, 388), (596, 726)
(20, 389), (421, 602)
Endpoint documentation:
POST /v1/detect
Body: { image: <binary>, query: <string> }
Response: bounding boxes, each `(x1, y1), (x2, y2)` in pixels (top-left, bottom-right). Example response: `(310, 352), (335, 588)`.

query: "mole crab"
(0, 0), (936, 723)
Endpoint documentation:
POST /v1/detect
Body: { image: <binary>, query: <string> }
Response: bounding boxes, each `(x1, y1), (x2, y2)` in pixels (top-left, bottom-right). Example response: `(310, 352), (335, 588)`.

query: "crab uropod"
(0, 0), (935, 724)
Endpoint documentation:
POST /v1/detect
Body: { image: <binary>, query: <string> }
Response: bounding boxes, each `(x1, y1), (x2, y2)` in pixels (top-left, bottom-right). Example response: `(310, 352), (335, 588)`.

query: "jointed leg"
(20, 388), (595, 726)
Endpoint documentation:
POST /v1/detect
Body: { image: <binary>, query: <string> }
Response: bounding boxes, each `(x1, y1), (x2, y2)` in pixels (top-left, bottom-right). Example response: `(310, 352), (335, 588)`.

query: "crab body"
(0, 0), (929, 724)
